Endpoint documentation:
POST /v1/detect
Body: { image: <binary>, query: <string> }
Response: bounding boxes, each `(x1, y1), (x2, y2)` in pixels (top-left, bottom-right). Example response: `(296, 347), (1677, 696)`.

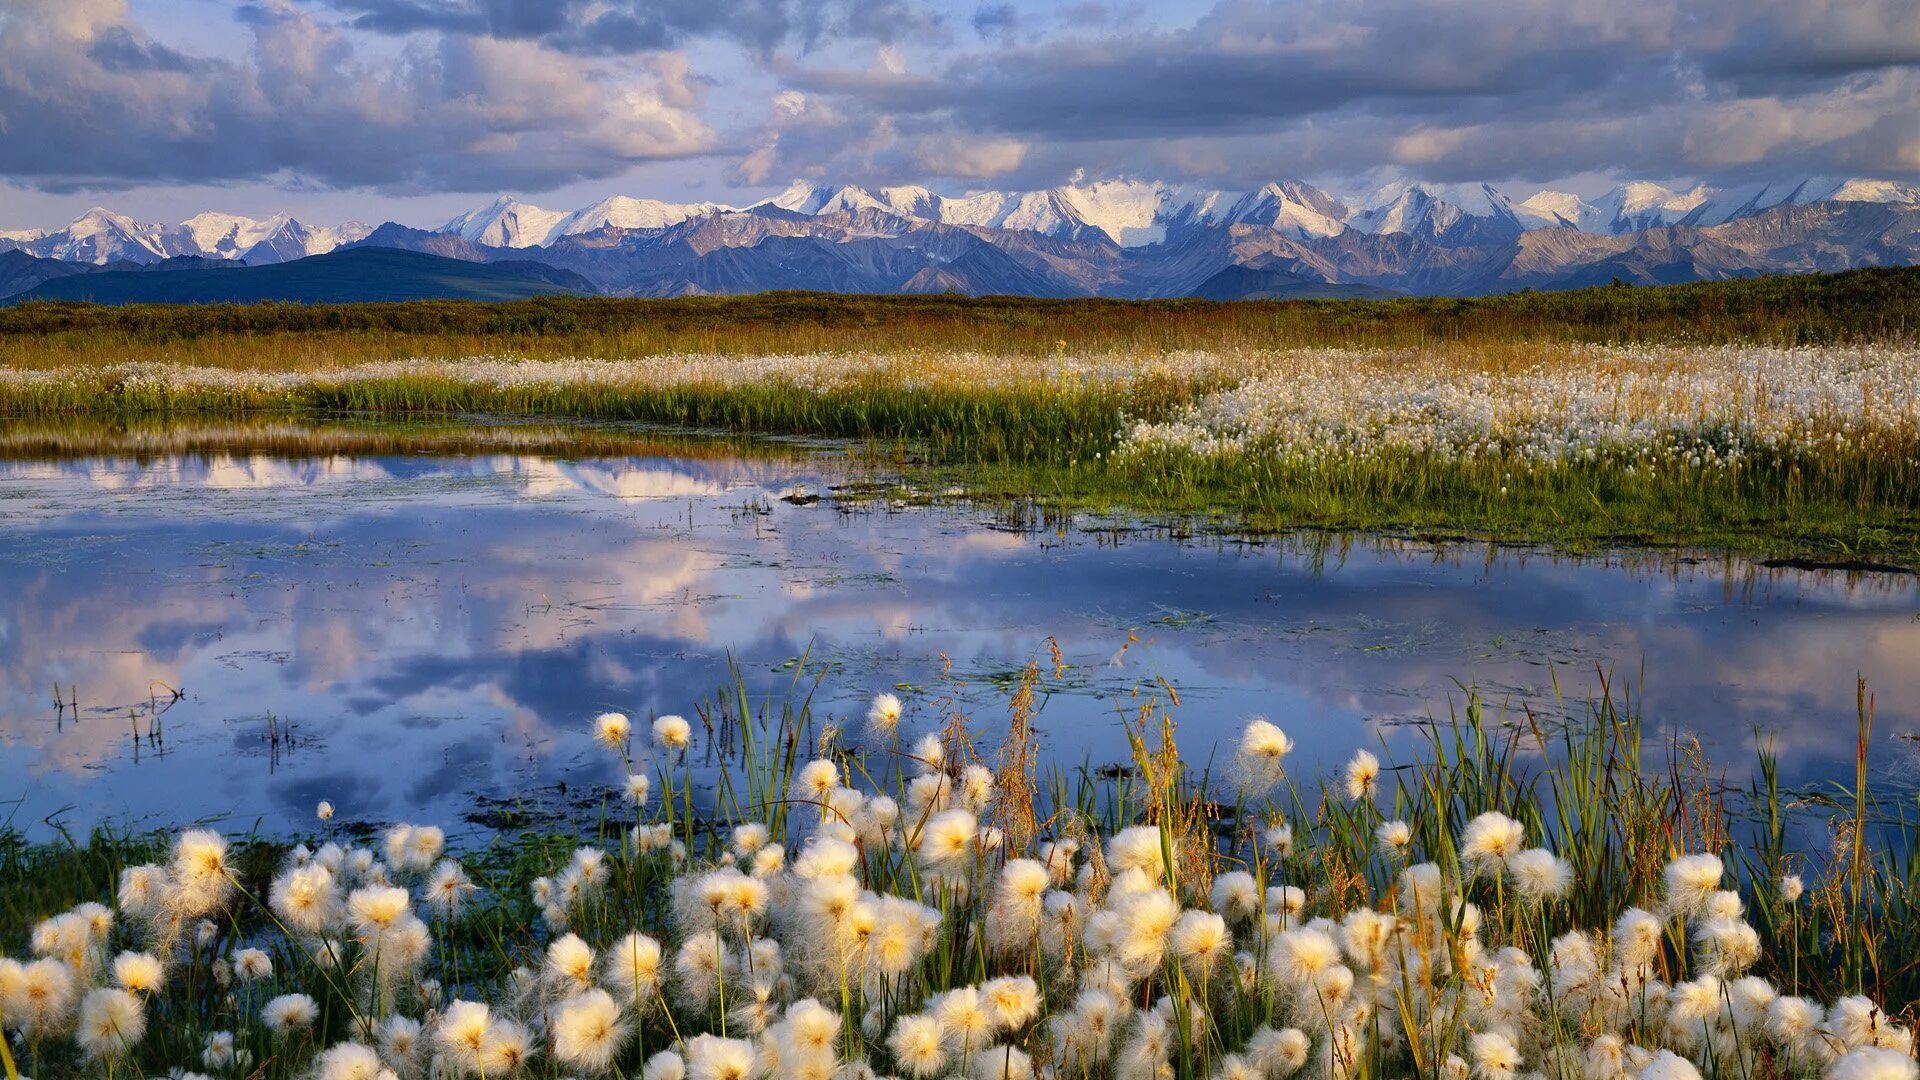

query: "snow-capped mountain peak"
(440, 196), (568, 248)
(761, 182), (889, 217)
(552, 195), (725, 238)
(4, 174), (1916, 273)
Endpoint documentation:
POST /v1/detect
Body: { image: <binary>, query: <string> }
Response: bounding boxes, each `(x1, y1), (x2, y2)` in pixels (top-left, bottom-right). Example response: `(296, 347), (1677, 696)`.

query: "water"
(1, 432), (1917, 839)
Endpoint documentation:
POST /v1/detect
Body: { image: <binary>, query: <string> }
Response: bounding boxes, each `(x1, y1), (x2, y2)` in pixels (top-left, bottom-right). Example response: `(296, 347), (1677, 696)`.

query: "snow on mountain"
(173, 212), (287, 258)
(1820, 178), (1920, 204)
(441, 197), (569, 248)
(16, 208), (172, 264)
(0, 208), (368, 264)
(1345, 183), (1498, 238)
(1514, 191), (1602, 231)
(307, 221), (375, 253)
(761, 182), (890, 217)
(873, 186), (942, 219)
(1219, 181), (1349, 239)
(552, 195), (727, 237)
(161, 212), (368, 262)
(236, 219), (373, 265)
(5, 176), (1916, 272)
(939, 188), (1089, 237)
(1051, 180), (1193, 246)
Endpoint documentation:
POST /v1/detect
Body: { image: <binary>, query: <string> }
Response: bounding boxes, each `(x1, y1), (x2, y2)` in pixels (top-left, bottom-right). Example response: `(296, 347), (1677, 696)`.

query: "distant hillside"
(7, 247), (595, 305)
(1190, 263), (1401, 300)
(0, 249), (95, 299)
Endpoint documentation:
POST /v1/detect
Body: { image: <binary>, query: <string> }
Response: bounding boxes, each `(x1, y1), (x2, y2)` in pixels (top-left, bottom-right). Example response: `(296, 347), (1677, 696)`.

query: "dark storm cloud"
(317, 0), (943, 53)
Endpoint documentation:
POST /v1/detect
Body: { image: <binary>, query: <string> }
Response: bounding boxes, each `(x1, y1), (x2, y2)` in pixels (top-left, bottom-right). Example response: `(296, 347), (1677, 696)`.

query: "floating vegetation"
(3, 666), (1917, 1080)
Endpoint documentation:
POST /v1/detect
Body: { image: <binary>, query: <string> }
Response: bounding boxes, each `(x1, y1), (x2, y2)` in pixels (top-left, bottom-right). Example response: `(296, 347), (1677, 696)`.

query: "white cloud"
(0, 0), (717, 193)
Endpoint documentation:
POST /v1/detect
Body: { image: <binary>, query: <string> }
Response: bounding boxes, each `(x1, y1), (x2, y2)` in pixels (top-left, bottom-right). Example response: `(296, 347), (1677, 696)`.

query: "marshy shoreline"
(1, 271), (1916, 566)
(3, 669), (1917, 1080)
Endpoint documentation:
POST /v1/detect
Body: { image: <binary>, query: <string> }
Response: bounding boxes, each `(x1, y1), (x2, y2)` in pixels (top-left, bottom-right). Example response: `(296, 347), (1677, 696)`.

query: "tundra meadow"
(2, 277), (1918, 1080)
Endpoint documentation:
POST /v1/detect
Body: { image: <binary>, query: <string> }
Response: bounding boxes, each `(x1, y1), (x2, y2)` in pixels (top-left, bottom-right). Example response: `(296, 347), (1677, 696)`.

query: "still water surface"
(1, 440), (1916, 837)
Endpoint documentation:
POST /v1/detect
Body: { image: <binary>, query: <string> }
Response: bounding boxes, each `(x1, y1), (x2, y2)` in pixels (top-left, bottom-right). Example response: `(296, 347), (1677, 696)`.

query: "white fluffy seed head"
(653, 714), (692, 750)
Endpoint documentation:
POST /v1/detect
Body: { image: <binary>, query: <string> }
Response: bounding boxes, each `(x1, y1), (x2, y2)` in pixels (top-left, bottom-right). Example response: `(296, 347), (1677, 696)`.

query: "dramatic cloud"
(0, 0), (1914, 208)
(313, 0), (944, 54)
(0, 0), (716, 193)
(753, 0), (1920, 188)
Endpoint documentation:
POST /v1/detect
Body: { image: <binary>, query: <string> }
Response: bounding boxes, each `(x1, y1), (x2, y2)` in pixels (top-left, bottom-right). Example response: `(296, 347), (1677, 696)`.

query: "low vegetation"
(2, 665), (1916, 1080)
(0, 268), (1914, 369)
(0, 269), (1914, 564)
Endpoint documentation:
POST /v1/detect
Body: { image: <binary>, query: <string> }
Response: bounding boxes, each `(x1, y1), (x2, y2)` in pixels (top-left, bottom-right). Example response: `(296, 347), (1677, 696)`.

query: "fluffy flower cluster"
(1119, 345), (1920, 472)
(3, 715), (1913, 1080)
(0, 349), (1240, 398)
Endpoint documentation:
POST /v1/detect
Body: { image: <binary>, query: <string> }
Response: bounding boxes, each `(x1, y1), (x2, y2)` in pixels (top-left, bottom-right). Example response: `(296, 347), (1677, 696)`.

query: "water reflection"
(0, 450), (1916, 837)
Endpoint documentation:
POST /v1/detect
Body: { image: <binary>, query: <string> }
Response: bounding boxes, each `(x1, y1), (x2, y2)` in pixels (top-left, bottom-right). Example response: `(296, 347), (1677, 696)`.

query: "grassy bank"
(2, 339), (1915, 567)
(2, 666), (1916, 1079)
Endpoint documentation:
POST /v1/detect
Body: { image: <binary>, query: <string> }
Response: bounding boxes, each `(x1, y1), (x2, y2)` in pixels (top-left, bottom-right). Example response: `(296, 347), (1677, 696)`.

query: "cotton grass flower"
(1264, 821), (1294, 855)
(112, 950), (164, 995)
(546, 932), (597, 995)
(653, 714), (692, 750)
(1233, 717), (1294, 793)
(1460, 812), (1526, 878)
(313, 1041), (387, 1080)
(1507, 848), (1573, 904)
(263, 992), (319, 1035)
(1375, 819), (1413, 855)
(477, 1017), (534, 1075)
(1663, 854), (1725, 918)
(116, 863), (169, 919)
(644, 1051), (688, 1080)
(1828, 1047), (1920, 1080)
(1343, 749), (1381, 802)
(170, 828), (236, 916)
(867, 692), (904, 737)
(348, 884), (411, 934)
(1639, 1050), (1704, 1080)
(686, 1033), (756, 1080)
(1, 957), (77, 1038)
(202, 1030), (236, 1069)
(1210, 871), (1261, 924)
(233, 947), (273, 981)
(553, 988), (632, 1073)
(593, 711), (633, 751)
(982, 975), (1042, 1032)
(889, 1013), (947, 1077)
(272, 862), (340, 935)
(625, 772), (653, 806)
(424, 860), (478, 919)
(1468, 1031), (1520, 1080)
(76, 987), (145, 1059)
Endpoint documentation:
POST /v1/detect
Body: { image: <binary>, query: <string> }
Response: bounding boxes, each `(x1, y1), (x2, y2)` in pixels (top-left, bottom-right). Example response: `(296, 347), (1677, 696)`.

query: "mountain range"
(3, 175), (1916, 302)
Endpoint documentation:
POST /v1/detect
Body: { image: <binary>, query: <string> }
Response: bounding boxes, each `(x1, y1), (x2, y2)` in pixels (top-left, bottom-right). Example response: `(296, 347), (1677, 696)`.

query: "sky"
(0, 0), (1916, 230)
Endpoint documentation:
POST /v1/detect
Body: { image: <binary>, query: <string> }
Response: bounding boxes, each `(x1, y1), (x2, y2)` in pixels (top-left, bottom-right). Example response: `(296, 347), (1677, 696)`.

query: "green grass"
(940, 448), (1920, 569)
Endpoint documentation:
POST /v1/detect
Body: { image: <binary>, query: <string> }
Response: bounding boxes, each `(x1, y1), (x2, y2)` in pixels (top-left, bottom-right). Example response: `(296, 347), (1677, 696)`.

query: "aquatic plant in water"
(0, 672), (1916, 1080)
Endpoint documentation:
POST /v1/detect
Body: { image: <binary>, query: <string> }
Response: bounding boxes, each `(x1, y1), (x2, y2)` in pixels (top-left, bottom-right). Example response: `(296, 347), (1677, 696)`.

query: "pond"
(1, 420), (1916, 839)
